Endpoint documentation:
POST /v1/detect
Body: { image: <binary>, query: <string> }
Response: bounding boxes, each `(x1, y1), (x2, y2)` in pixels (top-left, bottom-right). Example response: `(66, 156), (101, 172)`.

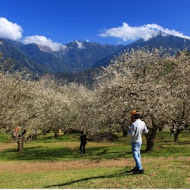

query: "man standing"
(128, 110), (148, 174)
(80, 131), (87, 154)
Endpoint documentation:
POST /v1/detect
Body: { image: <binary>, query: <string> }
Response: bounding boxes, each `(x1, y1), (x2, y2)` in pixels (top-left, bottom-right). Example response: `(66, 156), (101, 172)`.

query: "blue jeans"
(132, 142), (142, 170)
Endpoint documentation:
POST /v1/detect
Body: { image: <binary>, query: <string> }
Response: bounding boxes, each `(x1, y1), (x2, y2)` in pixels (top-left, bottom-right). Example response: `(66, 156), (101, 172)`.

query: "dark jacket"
(80, 134), (87, 145)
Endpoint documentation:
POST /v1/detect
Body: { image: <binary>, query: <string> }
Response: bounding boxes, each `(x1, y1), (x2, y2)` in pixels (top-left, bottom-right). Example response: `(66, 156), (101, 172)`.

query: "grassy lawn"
(0, 131), (189, 188)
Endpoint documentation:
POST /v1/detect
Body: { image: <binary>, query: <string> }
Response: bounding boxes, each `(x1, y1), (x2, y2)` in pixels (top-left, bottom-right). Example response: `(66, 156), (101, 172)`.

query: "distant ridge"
(0, 39), (46, 74)
(2, 39), (124, 74)
(1, 33), (190, 87)
(93, 33), (190, 68)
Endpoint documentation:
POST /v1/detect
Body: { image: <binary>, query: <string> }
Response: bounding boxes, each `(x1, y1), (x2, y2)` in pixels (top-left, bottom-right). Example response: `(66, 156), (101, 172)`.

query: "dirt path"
(0, 157), (189, 174)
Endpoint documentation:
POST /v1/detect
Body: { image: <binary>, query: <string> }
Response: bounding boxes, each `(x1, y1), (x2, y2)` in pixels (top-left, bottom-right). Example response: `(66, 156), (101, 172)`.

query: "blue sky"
(0, 0), (190, 49)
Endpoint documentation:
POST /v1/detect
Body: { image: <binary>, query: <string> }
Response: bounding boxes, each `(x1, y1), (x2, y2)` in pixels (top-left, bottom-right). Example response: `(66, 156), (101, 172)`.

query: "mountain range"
(0, 33), (190, 85)
(0, 39), (123, 74)
(93, 33), (190, 68)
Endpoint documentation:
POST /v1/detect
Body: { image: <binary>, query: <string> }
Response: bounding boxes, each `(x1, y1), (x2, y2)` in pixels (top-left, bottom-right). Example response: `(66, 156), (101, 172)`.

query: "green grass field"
(0, 131), (189, 188)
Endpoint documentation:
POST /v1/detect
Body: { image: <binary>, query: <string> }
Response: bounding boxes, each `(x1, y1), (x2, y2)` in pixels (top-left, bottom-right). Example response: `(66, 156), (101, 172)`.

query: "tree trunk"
(108, 125), (112, 134)
(174, 128), (183, 142)
(54, 130), (59, 138)
(122, 129), (127, 137)
(159, 127), (163, 131)
(145, 127), (158, 151)
(17, 136), (24, 153)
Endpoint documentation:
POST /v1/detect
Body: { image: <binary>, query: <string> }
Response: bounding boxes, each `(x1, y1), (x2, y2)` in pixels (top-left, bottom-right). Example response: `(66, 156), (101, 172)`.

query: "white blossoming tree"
(95, 49), (182, 151)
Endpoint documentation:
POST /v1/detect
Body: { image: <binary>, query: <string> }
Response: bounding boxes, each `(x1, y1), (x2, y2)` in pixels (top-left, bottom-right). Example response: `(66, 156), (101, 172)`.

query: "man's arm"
(128, 124), (135, 136)
(143, 124), (148, 134)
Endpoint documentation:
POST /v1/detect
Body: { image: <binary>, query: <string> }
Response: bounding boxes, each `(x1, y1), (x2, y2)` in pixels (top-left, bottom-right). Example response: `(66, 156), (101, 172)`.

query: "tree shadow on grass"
(86, 147), (131, 160)
(0, 146), (78, 161)
(177, 141), (190, 145)
(45, 169), (133, 188)
(0, 146), (131, 161)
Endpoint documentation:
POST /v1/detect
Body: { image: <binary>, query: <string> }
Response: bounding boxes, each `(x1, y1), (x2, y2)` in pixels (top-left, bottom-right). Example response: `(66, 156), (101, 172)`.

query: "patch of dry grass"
(0, 158), (133, 173)
(0, 156), (189, 174)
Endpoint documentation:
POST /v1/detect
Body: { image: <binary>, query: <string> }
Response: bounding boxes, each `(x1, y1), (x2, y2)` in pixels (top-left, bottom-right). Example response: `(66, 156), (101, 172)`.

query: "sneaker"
(133, 169), (144, 175)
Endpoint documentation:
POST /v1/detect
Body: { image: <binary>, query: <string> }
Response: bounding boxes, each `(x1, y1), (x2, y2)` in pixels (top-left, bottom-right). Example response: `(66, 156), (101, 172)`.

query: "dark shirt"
(80, 134), (87, 145)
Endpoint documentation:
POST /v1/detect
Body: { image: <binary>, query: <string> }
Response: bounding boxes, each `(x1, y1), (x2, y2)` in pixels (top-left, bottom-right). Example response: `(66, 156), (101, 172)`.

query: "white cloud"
(75, 40), (85, 49)
(0, 17), (23, 40)
(23, 35), (67, 51)
(100, 22), (190, 41)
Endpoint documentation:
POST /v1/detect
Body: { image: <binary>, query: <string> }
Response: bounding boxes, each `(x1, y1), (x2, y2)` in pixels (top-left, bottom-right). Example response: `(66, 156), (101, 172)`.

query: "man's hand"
(127, 126), (131, 130)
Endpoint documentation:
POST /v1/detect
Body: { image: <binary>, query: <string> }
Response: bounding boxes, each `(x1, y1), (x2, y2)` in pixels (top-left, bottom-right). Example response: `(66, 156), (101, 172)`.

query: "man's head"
(134, 113), (141, 119)
(131, 110), (141, 122)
